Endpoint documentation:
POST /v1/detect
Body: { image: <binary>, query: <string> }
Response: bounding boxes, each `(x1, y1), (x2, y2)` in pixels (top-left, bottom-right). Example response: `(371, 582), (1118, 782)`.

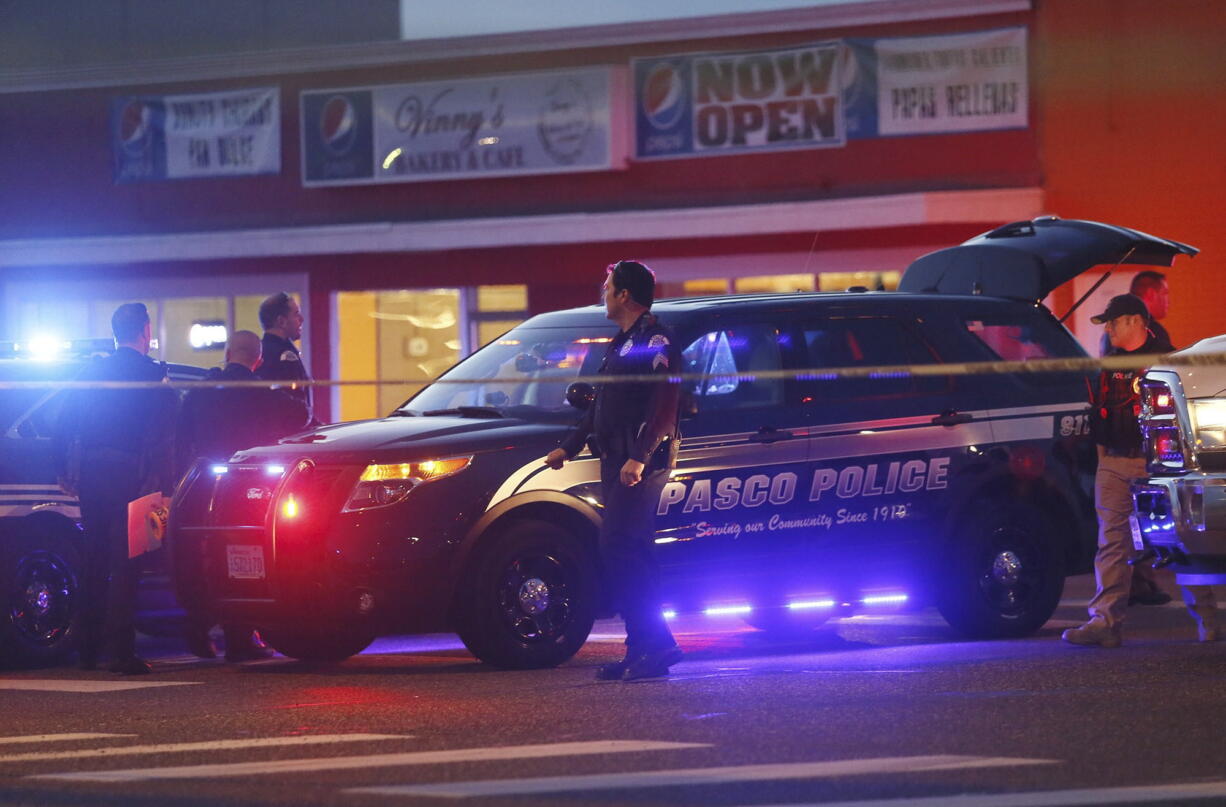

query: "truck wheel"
(456, 519), (597, 669)
(262, 627), (374, 662)
(937, 501), (1065, 639)
(1, 521), (83, 667)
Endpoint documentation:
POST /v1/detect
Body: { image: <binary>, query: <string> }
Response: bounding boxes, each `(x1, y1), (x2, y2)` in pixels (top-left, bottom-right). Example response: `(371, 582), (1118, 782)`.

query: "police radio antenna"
(800, 228), (821, 289)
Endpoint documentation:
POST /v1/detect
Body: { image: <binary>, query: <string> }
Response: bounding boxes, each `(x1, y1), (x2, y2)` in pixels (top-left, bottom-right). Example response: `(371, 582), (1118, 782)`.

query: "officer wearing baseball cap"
(1064, 294), (1216, 647)
(543, 260), (684, 680)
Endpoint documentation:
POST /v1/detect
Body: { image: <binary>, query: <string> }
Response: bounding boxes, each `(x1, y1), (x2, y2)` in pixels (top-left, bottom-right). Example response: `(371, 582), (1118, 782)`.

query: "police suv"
(1132, 336), (1226, 584)
(0, 340), (205, 666)
(171, 218), (1193, 669)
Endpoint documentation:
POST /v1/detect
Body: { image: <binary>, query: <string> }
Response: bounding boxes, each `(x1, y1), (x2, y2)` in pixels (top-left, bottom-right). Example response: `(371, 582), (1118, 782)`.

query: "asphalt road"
(3, 574), (1226, 807)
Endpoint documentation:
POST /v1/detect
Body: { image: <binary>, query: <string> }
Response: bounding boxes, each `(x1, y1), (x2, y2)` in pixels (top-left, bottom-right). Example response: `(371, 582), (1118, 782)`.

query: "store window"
(735, 274), (816, 294)
(335, 284), (528, 422)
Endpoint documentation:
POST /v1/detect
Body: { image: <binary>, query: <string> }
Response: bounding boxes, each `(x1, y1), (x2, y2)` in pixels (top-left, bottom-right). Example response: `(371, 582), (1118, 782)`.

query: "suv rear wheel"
(1, 519), (82, 667)
(937, 501), (1065, 638)
(456, 518), (597, 669)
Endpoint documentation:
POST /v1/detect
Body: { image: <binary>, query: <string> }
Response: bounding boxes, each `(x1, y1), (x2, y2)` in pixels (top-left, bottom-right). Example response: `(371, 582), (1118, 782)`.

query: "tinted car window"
(403, 327), (614, 416)
(682, 325), (783, 412)
(963, 315), (1084, 386)
(803, 317), (945, 399)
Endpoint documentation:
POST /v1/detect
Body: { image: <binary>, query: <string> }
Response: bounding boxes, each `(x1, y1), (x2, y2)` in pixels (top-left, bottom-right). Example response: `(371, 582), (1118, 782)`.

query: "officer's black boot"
(623, 644), (682, 681)
(595, 647), (637, 681)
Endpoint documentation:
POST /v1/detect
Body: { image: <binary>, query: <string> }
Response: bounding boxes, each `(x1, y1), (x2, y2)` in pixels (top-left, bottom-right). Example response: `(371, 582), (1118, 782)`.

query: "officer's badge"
(280, 350), (299, 362)
(619, 339), (634, 357)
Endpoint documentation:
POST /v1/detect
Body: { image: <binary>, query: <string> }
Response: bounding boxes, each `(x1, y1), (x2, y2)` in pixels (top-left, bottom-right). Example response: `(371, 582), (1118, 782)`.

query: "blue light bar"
(861, 593), (908, 606)
(787, 598), (836, 610)
(662, 609), (677, 620)
(704, 604), (752, 616)
(211, 465), (229, 475)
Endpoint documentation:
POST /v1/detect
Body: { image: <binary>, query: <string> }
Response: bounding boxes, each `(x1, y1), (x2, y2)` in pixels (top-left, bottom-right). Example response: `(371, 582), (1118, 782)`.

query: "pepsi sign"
(635, 59), (692, 157)
(111, 98), (167, 182)
(301, 89), (374, 185)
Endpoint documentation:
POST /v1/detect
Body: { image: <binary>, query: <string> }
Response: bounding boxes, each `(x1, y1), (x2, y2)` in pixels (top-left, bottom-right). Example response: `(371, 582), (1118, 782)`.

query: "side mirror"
(565, 382), (596, 410)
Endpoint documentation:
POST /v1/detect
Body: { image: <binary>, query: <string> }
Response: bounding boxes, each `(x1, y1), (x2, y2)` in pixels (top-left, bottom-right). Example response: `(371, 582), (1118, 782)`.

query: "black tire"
(937, 501), (1065, 639)
(1, 519), (83, 667)
(455, 518), (597, 669)
(261, 626), (374, 662)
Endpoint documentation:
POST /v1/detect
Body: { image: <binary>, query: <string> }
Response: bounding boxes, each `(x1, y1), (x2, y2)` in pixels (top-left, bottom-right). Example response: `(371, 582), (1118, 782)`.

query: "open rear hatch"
(899, 217), (1198, 302)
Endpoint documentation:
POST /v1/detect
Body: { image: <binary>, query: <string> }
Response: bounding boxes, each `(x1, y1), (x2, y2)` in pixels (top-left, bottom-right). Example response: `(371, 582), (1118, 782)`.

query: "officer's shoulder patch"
(280, 350), (299, 362)
(648, 333), (670, 348)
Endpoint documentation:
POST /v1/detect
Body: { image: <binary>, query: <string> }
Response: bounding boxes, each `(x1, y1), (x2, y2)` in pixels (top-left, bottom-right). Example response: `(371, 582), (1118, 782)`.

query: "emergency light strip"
(665, 591), (908, 620)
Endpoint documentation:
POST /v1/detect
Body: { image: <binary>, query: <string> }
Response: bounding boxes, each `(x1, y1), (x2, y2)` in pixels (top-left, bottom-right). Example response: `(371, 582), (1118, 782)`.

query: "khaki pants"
(1088, 452), (1146, 627)
(1089, 450), (1218, 631)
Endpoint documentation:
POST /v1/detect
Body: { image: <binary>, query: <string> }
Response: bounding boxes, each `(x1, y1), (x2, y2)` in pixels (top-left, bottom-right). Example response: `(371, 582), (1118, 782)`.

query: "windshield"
(399, 326), (616, 417)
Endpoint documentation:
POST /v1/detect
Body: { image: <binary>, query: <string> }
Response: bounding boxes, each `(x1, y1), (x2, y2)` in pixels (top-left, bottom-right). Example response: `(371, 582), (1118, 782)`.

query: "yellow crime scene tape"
(1, 351), (1225, 390)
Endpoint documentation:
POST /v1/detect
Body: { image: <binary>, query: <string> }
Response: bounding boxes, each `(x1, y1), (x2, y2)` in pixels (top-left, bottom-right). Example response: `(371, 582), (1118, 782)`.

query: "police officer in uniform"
(55, 303), (177, 674)
(1063, 294), (1218, 647)
(544, 260), (684, 680)
(256, 292), (318, 428)
(175, 330), (309, 661)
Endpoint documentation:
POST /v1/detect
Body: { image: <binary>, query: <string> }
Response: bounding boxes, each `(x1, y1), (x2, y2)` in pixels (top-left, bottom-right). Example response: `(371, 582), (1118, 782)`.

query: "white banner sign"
(374, 68), (616, 182)
(300, 68), (618, 186)
(875, 28), (1027, 136)
(113, 88), (280, 182)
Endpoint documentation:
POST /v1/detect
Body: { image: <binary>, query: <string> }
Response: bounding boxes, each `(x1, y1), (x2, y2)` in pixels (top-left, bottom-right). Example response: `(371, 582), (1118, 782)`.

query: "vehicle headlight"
(342, 456), (472, 512)
(1190, 400), (1226, 451)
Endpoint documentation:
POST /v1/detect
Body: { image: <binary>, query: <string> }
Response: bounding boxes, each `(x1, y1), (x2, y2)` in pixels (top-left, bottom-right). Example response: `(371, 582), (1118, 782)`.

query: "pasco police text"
(693, 47), (839, 149)
(658, 457), (950, 515)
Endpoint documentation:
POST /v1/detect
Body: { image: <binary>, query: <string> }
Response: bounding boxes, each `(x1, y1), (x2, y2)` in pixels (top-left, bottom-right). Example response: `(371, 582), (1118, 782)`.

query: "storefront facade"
(2, 0), (1220, 422)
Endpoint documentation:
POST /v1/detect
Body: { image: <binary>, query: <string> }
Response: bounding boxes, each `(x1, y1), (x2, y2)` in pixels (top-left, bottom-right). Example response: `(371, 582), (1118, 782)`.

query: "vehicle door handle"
(931, 410), (973, 427)
(749, 426), (794, 444)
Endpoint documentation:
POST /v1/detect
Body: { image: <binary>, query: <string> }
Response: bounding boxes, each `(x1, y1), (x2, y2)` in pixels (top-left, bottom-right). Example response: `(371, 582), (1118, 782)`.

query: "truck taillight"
(1146, 424), (1187, 473)
(1142, 380), (1175, 417)
(1141, 378), (1187, 474)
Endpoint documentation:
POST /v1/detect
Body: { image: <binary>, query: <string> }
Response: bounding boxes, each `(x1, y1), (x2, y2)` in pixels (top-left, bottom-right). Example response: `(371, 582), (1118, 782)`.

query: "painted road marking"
(746, 779), (1226, 806)
(1, 734), (410, 764)
(31, 740), (707, 783)
(0, 734), (135, 746)
(0, 680), (201, 693)
(346, 755), (1056, 799)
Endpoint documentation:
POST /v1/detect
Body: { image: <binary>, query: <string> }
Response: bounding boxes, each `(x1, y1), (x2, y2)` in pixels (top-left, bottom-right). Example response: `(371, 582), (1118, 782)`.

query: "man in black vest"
(175, 330), (309, 661)
(544, 260), (683, 680)
(55, 303), (177, 674)
(1064, 294), (1217, 647)
(256, 292), (317, 429)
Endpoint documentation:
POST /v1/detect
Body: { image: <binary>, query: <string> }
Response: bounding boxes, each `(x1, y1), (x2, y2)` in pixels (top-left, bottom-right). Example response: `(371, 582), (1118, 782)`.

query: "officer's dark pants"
(78, 451), (143, 662)
(599, 457), (675, 655)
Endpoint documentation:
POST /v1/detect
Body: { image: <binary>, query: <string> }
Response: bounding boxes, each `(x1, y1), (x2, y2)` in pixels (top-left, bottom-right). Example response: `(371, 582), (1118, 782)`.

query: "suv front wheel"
(937, 501), (1065, 639)
(455, 518), (597, 669)
(1, 518), (82, 667)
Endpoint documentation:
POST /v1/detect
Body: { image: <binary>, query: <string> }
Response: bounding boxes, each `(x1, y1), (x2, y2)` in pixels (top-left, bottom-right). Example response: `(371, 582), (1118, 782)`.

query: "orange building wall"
(1036, 0), (1226, 347)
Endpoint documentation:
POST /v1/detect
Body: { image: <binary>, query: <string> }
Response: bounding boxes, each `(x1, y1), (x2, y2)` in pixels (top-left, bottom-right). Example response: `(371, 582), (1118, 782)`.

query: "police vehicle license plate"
(226, 545), (266, 580)
(1128, 513), (1144, 551)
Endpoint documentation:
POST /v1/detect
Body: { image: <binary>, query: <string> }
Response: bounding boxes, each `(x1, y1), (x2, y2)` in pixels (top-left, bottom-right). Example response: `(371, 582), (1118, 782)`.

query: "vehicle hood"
(1149, 335), (1226, 399)
(230, 414), (571, 465)
(899, 217), (1198, 302)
